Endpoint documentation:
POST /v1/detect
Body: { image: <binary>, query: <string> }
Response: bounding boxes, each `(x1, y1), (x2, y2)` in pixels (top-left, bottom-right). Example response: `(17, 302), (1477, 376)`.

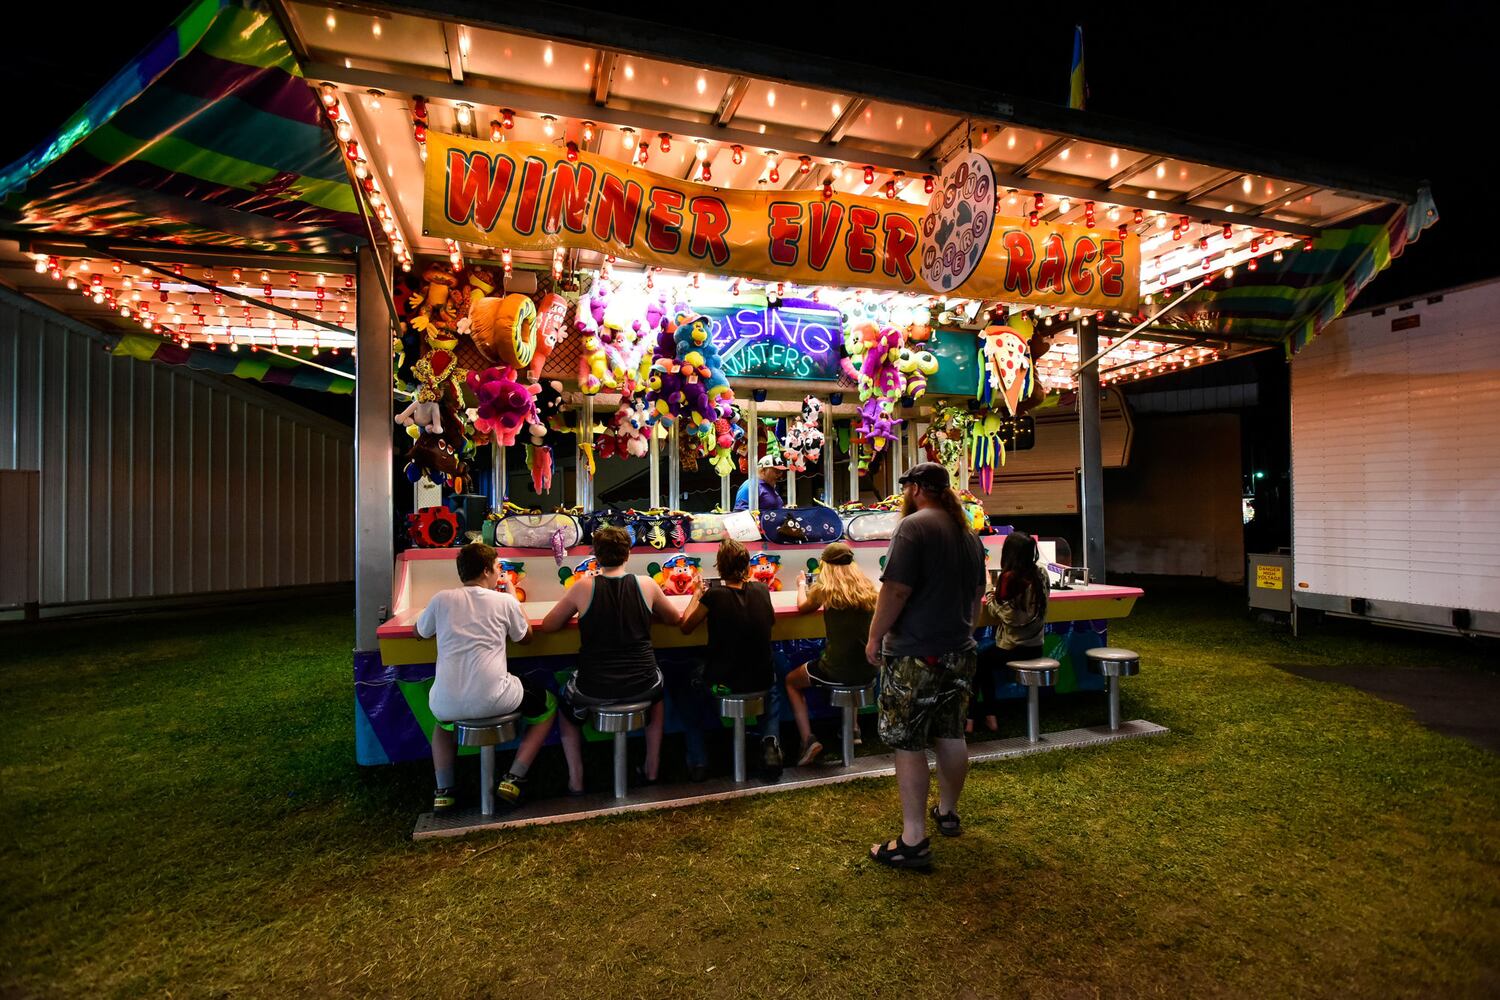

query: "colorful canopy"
(0, 0), (360, 254)
(1161, 194), (1437, 355)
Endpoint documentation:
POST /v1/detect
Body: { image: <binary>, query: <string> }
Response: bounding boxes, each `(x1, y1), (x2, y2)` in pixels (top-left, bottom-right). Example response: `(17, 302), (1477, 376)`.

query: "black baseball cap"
(898, 462), (950, 491)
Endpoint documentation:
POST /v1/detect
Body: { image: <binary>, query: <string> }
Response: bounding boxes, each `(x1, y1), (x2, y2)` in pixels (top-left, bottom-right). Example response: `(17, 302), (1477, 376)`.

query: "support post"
(354, 245), (393, 653)
(847, 420), (859, 503)
(667, 421), (680, 508)
(822, 397), (836, 506)
(1077, 321), (1106, 581)
(786, 467), (797, 507)
(745, 397), (759, 512)
(491, 443), (507, 508)
(577, 396), (594, 510)
(648, 425), (661, 509)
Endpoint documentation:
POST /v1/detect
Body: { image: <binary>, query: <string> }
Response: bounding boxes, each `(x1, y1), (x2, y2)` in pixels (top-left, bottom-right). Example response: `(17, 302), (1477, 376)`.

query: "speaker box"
(448, 493), (489, 536)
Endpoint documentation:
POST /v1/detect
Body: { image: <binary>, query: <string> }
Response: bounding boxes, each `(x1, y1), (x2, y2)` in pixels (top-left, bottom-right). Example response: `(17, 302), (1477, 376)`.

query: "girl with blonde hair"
(786, 542), (879, 766)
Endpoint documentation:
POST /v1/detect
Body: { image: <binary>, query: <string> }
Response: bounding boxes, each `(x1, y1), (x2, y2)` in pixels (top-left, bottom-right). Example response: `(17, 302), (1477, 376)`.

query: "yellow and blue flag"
(1068, 26), (1086, 110)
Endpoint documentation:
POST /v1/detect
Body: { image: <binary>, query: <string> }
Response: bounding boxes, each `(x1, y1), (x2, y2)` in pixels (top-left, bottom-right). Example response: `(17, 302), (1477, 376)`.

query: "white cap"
(758, 454), (786, 470)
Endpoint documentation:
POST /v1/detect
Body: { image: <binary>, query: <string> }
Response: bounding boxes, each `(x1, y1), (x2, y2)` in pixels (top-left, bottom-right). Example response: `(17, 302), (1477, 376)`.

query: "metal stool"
(1008, 658), (1060, 743)
(454, 712), (521, 816)
(1084, 647), (1141, 731)
(819, 681), (877, 766)
(589, 701), (653, 799)
(716, 690), (769, 782)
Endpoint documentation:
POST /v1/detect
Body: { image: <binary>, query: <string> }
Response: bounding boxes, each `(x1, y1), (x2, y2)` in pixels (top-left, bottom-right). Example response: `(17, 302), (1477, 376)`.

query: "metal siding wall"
(0, 289), (355, 608)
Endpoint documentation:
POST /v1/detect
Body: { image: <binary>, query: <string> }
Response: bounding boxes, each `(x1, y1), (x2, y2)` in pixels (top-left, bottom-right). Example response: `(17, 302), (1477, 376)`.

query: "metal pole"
(1077, 320), (1105, 582)
(786, 467), (797, 507)
(354, 245), (393, 653)
(732, 716), (748, 782)
(479, 746), (496, 815)
(667, 421), (681, 508)
(491, 442), (507, 508)
(1107, 676), (1121, 731)
(822, 399), (835, 506)
(1026, 687), (1041, 743)
(1072, 279), (1209, 377)
(746, 397), (759, 513)
(578, 396), (594, 510)
(891, 418), (904, 485)
(847, 420), (859, 503)
(613, 732), (628, 798)
(841, 705), (855, 766)
(720, 469), (731, 511)
(648, 426), (661, 509)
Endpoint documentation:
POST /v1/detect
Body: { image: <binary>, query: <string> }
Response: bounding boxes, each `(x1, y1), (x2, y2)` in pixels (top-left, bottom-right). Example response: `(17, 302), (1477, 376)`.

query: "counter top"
(374, 583), (1144, 663)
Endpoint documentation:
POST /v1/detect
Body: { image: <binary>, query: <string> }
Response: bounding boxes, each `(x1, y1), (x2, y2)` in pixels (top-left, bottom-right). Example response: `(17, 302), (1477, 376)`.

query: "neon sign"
(697, 298), (842, 380)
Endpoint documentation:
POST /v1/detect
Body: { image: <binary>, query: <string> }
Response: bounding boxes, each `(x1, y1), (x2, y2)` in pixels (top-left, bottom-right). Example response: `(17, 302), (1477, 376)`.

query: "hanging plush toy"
(599, 398), (651, 460)
(781, 395), (825, 473)
(405, 403), (470, 492)
(527, 293), (570, 381)
(978, 325), (1035, 416)
(707, 411), (742, 477)
(407, 263), (460, 334)
(466, 366), (540, 448)
(527, 380), (565, 493)
(896, 346), (940, 400)
(399, 324), (467, 437)
(968, 408), (1007, 495)
(469, 293), (539, 370)
(923, 402), (973, 480)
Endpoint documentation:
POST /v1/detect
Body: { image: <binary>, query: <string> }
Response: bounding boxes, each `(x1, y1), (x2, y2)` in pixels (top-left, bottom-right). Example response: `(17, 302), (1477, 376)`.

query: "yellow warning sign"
(1256, 565), (1284, 590)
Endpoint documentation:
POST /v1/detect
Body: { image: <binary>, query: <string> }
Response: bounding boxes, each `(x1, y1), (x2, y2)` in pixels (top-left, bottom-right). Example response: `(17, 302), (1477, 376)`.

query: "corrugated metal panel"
(1292, 280), (1500, 615)
(0, 287), (355, 608)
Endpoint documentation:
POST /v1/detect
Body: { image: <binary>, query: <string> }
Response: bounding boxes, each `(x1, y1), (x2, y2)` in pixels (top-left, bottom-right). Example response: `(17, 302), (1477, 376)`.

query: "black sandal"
(868, 835), (932, 870)
(930, 806), (962, 837)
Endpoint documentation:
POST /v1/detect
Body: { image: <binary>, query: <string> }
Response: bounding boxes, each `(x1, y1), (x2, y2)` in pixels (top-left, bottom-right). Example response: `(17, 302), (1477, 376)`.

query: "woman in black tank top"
(538, 527), (682, 791)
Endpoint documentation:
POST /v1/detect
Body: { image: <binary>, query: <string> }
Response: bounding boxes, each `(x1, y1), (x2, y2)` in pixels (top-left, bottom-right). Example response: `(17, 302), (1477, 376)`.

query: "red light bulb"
(822, 180), (833, 199)
(863, 165), (875, 184)
(923, 174), (934, 194)
(566, 141), (579, 162)
(731, 145), (743, 165)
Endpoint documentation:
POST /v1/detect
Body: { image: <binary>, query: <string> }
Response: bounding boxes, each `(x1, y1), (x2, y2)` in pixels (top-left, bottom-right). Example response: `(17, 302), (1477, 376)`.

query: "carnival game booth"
(0, 1), (1435, 796)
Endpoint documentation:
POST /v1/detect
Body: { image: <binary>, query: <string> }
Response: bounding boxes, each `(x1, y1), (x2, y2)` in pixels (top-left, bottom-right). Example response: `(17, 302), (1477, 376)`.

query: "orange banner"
(423, 135), (1139, 311)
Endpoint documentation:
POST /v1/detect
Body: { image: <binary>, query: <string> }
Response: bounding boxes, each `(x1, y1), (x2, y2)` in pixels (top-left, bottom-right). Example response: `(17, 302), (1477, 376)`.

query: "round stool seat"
(454, 712), (521, 747)
(716, 690), (768, 719)
(821, 682), (876, 710)
(589, 701), (652, 733)
(1009, 658), (1060, 686)
(1085, 647), (1140, 677)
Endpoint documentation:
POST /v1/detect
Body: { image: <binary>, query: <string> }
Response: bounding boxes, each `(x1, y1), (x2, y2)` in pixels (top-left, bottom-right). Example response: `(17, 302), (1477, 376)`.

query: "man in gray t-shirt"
(864, 462), (987, 870)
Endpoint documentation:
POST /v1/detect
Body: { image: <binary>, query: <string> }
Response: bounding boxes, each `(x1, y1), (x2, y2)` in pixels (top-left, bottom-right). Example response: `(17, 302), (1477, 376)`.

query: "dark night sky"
(2, 2), (1490, 305)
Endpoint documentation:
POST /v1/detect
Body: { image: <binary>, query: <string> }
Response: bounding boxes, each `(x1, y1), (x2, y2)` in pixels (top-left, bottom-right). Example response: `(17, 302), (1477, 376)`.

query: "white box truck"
(1291, 278), (1500, 637)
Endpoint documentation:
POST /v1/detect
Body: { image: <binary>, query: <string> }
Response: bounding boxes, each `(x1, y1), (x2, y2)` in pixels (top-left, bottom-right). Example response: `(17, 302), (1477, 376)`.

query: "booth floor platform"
(413, 719), (1169, 839)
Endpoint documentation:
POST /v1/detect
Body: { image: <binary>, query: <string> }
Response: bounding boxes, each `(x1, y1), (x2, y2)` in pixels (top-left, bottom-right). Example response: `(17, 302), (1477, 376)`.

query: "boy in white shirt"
(416, 541), (561, 814)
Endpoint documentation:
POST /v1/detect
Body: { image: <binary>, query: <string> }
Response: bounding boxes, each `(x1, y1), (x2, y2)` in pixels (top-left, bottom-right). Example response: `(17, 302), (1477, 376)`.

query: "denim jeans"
(673, 675), (786, 768)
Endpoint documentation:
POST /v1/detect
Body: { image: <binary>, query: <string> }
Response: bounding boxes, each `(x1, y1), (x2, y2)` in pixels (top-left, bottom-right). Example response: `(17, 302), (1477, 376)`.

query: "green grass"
(2, 585), (1498, 998)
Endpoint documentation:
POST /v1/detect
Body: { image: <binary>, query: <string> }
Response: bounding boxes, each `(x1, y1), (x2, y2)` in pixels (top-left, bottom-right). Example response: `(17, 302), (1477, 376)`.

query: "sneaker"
(796, 739), (824, 767)
(495, 772), (526, 807)
(433, 787), (457, 816)
(687, 763), (710, 783)
(761, 737), (784, 780)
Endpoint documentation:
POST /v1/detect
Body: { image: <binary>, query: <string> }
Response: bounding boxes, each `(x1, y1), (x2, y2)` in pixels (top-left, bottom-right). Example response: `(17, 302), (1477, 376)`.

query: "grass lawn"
(2, 583), (1497, 998)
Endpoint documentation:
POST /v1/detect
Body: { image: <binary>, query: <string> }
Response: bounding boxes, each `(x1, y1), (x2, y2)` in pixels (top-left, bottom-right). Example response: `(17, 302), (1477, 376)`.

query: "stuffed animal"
(923, 402), (973, 479)
(469, 293), (538, 369)
(748, 552), (783, 591)
(401, 325), (467, 437)
(968, 408), (1008, 495)
(404, 404), (470, 491)
(407, 263), (460, 334)
(896, 347), (940, 400)
(466, 366), (540, 448)
(978, 324), (1035, 416)
(577, 331), (612, 394)
(528, 293), (570, 381)
(781, 395), (825, 473)
(652, 554), (702, 596)
(497, 559), (527, 602)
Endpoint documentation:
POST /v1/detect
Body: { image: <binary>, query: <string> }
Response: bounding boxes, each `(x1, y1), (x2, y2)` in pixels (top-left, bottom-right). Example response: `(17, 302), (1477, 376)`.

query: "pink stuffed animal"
(466, 366), (540, 447)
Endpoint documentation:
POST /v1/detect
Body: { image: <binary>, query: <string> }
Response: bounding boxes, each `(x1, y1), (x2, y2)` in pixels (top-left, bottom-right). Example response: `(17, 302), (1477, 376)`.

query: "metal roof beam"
(1176, 169), (1241, 205)
(1105, 154), (1164, 190)
(713, 75), (750, 127)
(1016, 138), (1073, 178)
(442, 23), (465, 83)
(820, 98), (867, 145)
(591, 51), (615, 106)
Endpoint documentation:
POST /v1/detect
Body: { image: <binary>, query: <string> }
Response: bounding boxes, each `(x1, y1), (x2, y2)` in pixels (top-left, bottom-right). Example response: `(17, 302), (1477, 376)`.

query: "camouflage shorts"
(877, 650), (977, 751)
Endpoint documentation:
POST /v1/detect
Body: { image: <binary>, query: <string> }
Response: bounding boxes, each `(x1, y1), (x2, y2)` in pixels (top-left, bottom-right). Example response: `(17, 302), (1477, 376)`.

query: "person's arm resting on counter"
(538, 579), (587, 633)
(679, 578), (709, 634)
(642, 575), (684, 627)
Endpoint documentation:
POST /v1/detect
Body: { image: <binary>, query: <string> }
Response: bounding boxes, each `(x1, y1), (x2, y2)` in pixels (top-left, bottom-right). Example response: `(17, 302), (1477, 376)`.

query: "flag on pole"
(1068, 26), (1086, 110)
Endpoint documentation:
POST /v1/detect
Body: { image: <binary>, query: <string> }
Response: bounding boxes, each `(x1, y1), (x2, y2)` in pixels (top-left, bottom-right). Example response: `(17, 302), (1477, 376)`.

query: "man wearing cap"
(865, 461), (987, 870)
(733, 454), (786, 512)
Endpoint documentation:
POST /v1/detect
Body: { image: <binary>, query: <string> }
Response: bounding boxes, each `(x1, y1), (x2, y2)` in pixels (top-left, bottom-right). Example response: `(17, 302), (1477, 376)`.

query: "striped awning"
(0, 0), (361, 254)
(1161, 191), (1438, 355)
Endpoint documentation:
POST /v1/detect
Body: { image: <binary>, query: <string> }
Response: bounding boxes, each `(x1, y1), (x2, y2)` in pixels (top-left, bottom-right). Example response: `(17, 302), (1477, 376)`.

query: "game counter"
(356, 534), (1142, 764)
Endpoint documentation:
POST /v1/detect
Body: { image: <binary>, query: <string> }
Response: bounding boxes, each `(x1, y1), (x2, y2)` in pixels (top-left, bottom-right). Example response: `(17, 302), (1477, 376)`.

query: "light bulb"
(456, 104), (472, 126)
